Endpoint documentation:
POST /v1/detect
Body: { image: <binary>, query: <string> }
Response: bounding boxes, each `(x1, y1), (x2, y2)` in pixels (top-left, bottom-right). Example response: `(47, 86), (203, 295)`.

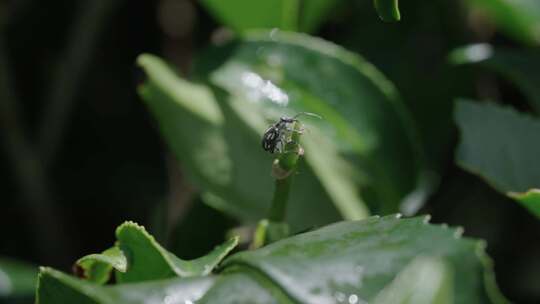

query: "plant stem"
(268, 121), (303, 222)
(268, 176), (292, 222)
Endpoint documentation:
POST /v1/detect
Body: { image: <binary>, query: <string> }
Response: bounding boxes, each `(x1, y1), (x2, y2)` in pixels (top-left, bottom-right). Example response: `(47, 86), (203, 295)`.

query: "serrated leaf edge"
(116, 221), (238, 277)
(222, 214), (506, 304)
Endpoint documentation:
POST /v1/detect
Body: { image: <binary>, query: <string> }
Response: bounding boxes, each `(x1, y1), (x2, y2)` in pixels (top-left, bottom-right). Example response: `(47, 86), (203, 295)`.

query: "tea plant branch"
(253, 121), (304, 247)
(268, 121), (303, 222)
(38, 0), (123, 167)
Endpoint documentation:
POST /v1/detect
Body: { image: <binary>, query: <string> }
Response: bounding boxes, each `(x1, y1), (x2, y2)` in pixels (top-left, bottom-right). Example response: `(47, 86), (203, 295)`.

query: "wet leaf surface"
(36, 216), (505, 303)
(223, 215), (505, 304)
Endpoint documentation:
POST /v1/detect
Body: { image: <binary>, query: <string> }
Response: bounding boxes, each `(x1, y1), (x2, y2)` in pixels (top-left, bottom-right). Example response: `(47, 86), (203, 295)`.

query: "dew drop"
(462, 44), (493, 62)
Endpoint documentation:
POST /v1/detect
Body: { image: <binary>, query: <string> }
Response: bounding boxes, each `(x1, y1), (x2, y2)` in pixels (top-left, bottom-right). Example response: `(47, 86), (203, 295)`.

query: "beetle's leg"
(277, 134), (290, 153)
(278, 140), (286, 153)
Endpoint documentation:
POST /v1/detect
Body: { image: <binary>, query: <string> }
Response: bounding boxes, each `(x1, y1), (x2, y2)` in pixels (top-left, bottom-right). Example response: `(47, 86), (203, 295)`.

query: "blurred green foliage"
(467, 0), (540, 45)
(0, 258), (36, 302)
(1, 0), (539, 303)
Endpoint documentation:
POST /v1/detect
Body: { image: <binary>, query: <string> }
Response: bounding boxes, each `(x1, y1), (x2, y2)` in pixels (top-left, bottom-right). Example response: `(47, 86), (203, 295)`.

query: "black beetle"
(261, 112), (321, 154)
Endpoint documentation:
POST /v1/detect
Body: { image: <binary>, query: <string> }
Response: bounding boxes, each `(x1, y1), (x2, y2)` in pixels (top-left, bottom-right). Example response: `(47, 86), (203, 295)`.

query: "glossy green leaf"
(138, 53), (346, 231)
(467, 0), (540, 45)
(224, 214), (506, 303)
(137, 55), (223, 125)
(0, 258), (37, 298)
(36, 267), (215, 304)
(508, 189), (540, 218)
(455, 100), (540, 216)
(200, 0), (300, 32)
(138, 54), (258, 222)
(198, 272), (285, 304)
(199, 0), (337, 33)
(372, 256), (453, 304)
(37, 267), (286, 304)
(37, 217), (506, 303)
(75, 247), (127, 284)
(194, 30), (424, 215)
(450, 44), (540, 112)
(374, 0), (401, 22)
(115, 221), (238, 282)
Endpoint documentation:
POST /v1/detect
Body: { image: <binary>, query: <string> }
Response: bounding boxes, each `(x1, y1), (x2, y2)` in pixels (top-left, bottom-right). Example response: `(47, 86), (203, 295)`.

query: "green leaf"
(115, 221), (238, 282)
(372, 256), (453, 304)
(199, 0), (300, 32)
(455, 100), (540, 216)
(467, 0), (540, 45)
(455, 100), (540, 192)
(508, 189), (540, 218)
(0, 258), (37, 298)
(450, 44), (540, 112)
(223, 214), (506, 303)
(138, 32), (426, 230)
(138, 53), (347, 231)
(137, 54), (223, 125)
(37, 268), (286, 304)
(37, 217), (505, 303)
(138, 54), (253, 222)
(374, 0), (401, 22)
(198, 272), (286, 304)
(199, 0), (339, 33)
(36, 267), (215, 304)
(75, 247), (127, 284)
(195, 30), (424, 216)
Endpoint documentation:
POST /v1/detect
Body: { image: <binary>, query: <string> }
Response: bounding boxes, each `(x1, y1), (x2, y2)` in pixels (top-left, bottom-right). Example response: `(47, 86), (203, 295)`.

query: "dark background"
(0, 1), (539, 303)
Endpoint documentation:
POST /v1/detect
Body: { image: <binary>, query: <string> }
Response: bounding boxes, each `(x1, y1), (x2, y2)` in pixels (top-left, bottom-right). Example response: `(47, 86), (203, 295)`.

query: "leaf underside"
(455, 99), (540, 218)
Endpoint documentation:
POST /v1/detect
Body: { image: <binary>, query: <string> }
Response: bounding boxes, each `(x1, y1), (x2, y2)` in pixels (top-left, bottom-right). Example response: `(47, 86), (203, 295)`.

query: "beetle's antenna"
(293, 112), (323, 120)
